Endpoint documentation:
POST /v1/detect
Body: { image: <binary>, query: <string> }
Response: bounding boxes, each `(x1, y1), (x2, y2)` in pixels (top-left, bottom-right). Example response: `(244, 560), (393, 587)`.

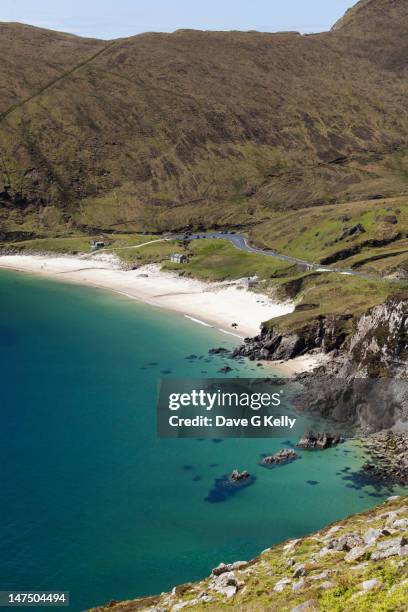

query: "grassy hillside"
(90, 495), (408, 611)
(2, 0), (408, 237)
(2, 0), (408, 343)
(251, 198), (408, 270)
(0, 23), (105, 117)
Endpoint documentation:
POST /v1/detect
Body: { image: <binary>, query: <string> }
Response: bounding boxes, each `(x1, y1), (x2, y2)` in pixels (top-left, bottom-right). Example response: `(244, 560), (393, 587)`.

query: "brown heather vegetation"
(1, 0), (408, 238)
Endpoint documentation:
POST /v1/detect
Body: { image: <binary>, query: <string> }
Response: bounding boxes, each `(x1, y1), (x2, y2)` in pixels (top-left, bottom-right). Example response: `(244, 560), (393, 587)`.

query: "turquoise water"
(0, 269), (402, 610)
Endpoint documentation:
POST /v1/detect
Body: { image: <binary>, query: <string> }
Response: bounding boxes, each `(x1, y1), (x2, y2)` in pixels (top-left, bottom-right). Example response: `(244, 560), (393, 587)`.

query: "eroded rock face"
(235, 296), (408, 433)
(232, 314), (351, 362)
(234, 295), (408, 379)
(336, 295), (408, 379)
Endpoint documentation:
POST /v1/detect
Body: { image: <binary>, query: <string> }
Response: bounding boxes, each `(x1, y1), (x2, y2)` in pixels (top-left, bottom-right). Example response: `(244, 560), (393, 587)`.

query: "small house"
(296, 263), (313, 273)
(170, 253), (188, 264)
(90, 240), (105, 251)
(243, 276), (258, 289)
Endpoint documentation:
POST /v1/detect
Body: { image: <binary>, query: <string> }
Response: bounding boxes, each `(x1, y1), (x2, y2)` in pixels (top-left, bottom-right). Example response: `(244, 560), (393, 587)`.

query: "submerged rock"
(205, 471), (256, 503)
(218, 365), (233, 373)
(209, 347), (230, 356)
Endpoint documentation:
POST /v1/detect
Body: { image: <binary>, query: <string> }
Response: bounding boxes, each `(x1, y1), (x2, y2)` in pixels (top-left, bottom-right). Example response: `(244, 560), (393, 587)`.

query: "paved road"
(172, 231), (378, 281)
(87, 230), (402, 284)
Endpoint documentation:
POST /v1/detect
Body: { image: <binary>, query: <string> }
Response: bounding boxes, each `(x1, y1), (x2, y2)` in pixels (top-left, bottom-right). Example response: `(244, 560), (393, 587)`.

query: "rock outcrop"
(234, 295), (408, 433)
(261, 448), (299, 465)
(229, 469), (250, 482)
(362, 430), (408, 485)
(296, 432), (344, 450)
(233, 295), (408, 378)
(334, 294), (408, 379)
(232, 314), (351, 362)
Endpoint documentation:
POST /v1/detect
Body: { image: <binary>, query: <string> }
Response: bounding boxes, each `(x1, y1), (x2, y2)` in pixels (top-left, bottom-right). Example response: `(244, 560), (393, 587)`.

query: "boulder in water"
(297, 432), (344, 450)
(230, 469), (250, 482)
(261, 448), (299, 466)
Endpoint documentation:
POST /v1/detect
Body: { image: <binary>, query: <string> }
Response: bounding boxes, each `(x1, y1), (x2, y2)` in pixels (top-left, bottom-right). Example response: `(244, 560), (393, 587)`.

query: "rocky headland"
(233, 294), (408, 381)
(234, 293), (408, 486)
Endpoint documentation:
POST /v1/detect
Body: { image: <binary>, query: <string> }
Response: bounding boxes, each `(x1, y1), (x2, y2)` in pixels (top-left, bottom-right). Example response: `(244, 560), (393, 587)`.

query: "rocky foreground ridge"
(90, 496), (408, 611)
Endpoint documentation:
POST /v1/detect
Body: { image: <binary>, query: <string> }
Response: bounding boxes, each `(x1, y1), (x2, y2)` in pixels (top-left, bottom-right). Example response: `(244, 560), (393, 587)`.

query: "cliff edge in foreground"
(90, 496), (408, 611)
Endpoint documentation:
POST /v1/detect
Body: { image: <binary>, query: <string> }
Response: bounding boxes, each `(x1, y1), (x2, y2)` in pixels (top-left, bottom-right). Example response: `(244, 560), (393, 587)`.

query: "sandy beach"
(0, 254), (319, 373)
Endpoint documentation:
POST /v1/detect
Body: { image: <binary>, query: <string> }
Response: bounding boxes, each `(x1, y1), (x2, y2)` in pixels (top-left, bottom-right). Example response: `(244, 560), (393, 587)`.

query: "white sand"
(0, 254), (320, 373)
(270, 353), (329, 375)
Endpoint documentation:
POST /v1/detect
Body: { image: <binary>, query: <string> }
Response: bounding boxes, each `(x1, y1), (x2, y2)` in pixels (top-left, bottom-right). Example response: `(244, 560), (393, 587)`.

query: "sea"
(0, 269), (404, 610)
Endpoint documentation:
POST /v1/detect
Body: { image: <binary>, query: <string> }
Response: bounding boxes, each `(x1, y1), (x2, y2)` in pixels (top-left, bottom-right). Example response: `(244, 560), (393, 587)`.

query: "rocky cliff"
(232, 314), (352, 362)
(234, 294), (408, 378)
(335, 295), (408, 379)
(233, 294), (408, 432)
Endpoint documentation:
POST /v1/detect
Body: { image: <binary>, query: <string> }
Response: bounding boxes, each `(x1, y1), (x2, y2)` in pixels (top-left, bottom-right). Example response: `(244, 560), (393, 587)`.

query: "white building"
(170, 253), (188, 264)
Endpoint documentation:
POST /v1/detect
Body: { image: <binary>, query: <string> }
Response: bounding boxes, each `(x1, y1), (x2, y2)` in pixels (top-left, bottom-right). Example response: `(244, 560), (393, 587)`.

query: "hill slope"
(90, 495), (408, 611)
(1, 0), (408, 235)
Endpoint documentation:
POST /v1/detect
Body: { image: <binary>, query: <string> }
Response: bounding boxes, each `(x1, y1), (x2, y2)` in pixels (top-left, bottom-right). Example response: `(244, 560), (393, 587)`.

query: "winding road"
(89, 230), (399, 283)
(173, 232), (379, 281)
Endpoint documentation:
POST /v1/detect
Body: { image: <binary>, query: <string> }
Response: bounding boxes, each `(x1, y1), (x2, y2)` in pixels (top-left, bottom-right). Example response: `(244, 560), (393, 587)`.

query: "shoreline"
(0, 254), (319, 374)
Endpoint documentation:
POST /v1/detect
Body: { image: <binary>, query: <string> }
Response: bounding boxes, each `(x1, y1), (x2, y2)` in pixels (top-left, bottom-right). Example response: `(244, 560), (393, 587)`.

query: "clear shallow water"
(0, 269), (404, 611)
